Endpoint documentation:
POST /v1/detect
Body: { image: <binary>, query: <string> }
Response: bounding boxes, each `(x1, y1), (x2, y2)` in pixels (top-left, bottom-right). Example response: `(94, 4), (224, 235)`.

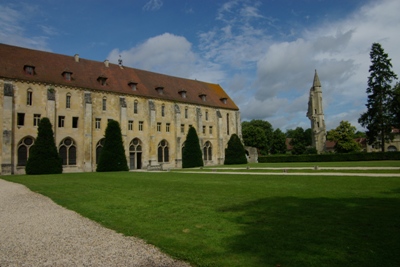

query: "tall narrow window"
(139, 121), (144, 131)
(58, 116), (65, 128)
(27, 89), (33, 106)
(166, 123), (170, 132)
(66, 94), (71, 108)
(72, 117), (79, 128)
(102, 97), (107, 111)
(205, 110), (209, 121)
(185, 107), (188, 119)
(95, 118), (101, 129)
(17, 113), (25, 126)
(157, 122), (161, 132)
(134, 100), (138, 114)
(226, 114), (230, 135)
(209, 126), (213, 135)
(33, 114), (41, 127)
(181, 124), (185, 133)
(203, 126), (206, 134)
(128, 120), (133, 131)
(96, 138), (105, 164)
(161, 104), (165, 117)
(157, 140), (169, 163)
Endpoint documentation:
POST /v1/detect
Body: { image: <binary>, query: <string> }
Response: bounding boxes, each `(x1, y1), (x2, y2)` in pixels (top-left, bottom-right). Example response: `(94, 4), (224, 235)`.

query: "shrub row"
(258, 152), (400, 163)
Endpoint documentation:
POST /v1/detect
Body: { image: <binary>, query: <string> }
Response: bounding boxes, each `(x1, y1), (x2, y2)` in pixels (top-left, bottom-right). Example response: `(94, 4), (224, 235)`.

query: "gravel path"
(0, 179), (190, 267)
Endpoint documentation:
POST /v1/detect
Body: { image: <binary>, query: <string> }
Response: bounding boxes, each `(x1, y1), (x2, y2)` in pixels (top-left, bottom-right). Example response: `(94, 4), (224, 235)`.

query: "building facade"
(0, 44), (241, 175)
(307, 70), (326, 153)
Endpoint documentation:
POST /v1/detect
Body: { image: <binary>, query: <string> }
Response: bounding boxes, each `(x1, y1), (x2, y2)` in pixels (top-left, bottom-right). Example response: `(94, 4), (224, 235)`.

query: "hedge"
(258, 152), (400, 163)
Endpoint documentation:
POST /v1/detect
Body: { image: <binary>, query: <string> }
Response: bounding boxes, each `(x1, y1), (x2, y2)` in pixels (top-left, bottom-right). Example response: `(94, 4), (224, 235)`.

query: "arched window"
(102, 97), (107, 111)
(158, 139), (169, 163)
(129, 138), (143, 170)
(66, 93), (71, 108)
(181, 142), (186, 158)
(161, 104), (165, 117)
(17, 136), (35, 166)
(134, 100), (138, 114)
(388, 145), (397, 152)
(203, 141), (212, 161)
(59, 137), (77, 166)
(27, 89), (33, 106)
(96, 138), (105, 164)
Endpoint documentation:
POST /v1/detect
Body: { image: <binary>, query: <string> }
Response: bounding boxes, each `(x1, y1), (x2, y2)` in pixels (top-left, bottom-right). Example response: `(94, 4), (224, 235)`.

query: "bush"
(182, 126), (204, 168)
(96, 120), (129, 172)
(224, 134), (247, 165)
(258, 151), (400, 163)
(26, 117), (62, 174)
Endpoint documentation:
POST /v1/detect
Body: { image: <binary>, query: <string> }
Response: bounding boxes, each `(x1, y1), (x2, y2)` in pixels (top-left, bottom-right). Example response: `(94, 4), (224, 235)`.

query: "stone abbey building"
(0, 44), (241, 175)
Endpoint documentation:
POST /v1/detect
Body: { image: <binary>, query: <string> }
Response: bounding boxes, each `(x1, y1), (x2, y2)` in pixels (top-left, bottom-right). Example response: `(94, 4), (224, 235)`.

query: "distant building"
(0, 44), (241, 175)
(307, 70), (326, 153)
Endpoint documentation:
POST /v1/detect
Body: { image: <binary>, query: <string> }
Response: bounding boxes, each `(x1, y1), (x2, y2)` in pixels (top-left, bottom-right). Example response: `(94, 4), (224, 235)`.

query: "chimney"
(104, 60), (109, 67)
(74, 54), (79, 62)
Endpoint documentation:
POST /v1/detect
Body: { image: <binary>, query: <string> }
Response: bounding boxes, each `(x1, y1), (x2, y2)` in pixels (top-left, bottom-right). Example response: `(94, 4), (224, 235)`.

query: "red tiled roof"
(0, 43), (238, 110)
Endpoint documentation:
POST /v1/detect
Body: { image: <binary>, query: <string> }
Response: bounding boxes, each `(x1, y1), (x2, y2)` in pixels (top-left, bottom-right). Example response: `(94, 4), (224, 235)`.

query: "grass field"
(3, 162), (400, 267)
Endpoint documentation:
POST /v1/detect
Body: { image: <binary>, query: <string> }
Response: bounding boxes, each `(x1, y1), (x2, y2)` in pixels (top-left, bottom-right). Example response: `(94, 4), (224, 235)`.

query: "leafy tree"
(224, 134), (247, 165)
(242, 120), (273, 154)
(290, 127), (310, 155)
(327, 121), (361, 153)
(96, 120), (128, 172)
(242, 125), (267, 154)
(182, 126), (203, 168)
(26, 117), (62, 174)
(270, 128), (287, 154)
(392, 82), (400, 129)
(354, 131), (366, 138)
(358, 43), (398, 151)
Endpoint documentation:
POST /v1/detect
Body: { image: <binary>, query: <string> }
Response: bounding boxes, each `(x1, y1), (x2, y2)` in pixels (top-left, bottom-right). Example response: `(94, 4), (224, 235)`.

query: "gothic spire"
(313, 69), (321, 88)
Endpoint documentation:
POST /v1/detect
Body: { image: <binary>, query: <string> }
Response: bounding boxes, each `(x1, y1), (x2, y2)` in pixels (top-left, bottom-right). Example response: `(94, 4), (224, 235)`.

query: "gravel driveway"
(0, 179), (190, 267)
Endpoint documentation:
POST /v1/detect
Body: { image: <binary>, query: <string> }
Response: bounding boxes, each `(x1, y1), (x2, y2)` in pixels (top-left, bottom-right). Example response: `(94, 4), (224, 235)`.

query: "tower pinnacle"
(307, 70), (326, 153)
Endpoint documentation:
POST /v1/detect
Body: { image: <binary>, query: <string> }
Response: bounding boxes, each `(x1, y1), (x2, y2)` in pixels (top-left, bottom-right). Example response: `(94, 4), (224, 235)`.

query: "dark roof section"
(0, 43), (238, 110)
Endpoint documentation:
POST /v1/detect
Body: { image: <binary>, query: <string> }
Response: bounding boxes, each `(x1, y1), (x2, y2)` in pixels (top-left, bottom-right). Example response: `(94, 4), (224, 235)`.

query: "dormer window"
(199, 93), (207, 102)
(97, 75), (107, 86)
(128, 81), (138, 91)
(24, 65), (35, 75)
(179, 90), (187, 98)
(62, 71), (72, 81)
(156, 86), (164, 95)
(220, 97), (228, 104)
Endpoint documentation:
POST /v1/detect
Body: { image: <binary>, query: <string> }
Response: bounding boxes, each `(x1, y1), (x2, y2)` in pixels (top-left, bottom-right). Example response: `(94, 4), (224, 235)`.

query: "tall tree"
(327, 121), (361, 153)
(182, 126), (204, 168)
(392, 82), (400, 129)
(96, 120), (128, 172)
(242, 125), (267, 154)
(358, 43), (398, 151)
(224, 134), (247, 165)
(26, 117), (62, 174)
(289, 127), (307, 155)
(242, 120), (273, 154)
(270, 128), (287, 154)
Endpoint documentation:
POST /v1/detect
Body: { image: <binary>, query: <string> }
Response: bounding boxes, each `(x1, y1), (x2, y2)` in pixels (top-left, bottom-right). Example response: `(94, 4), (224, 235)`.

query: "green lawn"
(3, 167), (400, 267)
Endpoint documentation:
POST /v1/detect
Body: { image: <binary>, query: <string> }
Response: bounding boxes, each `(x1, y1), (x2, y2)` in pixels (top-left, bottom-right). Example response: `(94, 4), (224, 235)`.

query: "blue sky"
(1, 0), (399, 132)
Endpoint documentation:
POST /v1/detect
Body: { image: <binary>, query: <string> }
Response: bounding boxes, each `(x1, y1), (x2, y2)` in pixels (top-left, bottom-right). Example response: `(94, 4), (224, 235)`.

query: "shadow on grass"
(220, 196), (400, 267)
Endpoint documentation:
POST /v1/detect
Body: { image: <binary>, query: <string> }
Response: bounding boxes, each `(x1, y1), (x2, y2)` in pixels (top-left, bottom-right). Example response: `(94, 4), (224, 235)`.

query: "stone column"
(148, 100), (157, 166)
(1, 83), (14, 175)
(83, 92), (93, 172)
(119, 97), (128, 159)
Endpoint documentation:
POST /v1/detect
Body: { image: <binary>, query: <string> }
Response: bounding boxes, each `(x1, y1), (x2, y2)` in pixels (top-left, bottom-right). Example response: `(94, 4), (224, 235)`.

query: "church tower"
(307, 70), (326, 153)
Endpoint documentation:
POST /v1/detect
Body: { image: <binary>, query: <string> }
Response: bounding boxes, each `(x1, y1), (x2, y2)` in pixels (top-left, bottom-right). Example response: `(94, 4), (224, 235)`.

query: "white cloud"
(108, 33), (226, 83)
(251, 0), (400, 130)
(0, 4), (49, 50)
(143, 0), (163, 11)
